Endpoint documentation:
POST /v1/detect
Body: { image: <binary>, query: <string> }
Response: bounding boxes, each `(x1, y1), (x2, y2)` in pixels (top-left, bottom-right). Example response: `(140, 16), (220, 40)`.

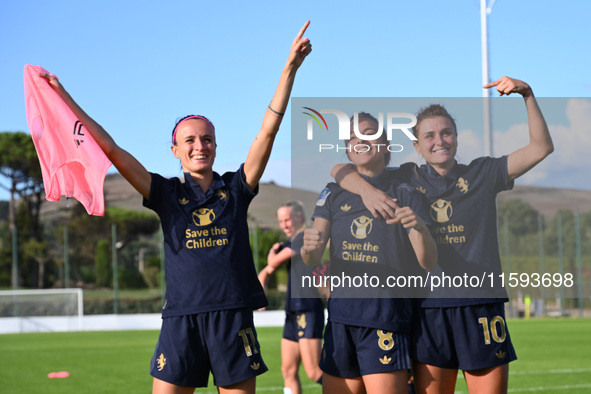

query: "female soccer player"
(301, 112), (437, 394)
(330, 76), (553, 394)
(41, 21), (312, 394)
(258, 201), (325, 394)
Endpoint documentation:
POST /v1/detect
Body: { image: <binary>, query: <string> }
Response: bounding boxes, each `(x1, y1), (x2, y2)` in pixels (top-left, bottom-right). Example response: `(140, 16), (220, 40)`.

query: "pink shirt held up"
(24, 64), (111, 216)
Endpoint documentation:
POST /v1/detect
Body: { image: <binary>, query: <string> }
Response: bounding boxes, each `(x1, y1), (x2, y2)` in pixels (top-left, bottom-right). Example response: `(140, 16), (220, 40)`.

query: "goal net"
(0, 289), (83, 333)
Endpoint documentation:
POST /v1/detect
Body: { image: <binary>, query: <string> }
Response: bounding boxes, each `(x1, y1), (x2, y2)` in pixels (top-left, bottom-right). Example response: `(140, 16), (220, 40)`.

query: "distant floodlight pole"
(481, 0), (496, 157)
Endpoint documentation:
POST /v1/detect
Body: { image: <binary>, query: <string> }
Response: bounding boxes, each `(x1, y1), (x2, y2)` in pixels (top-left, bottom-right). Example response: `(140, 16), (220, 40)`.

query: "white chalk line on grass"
(457, 367), (591, 378)
(197, 383), (320, 394)
(197, 371), (591, 393)
(510, 368), (591, 376)
(457, 383), (591, 393)
(508, 384), (591, 392)
(455, 368), (591, 393)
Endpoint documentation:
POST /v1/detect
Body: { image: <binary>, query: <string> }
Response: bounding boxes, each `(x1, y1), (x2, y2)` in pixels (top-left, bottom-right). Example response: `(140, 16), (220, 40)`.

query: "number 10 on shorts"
(478, 316), (507, 345)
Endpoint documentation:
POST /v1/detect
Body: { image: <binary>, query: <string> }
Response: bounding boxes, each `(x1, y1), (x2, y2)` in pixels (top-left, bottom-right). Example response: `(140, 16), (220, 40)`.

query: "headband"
(172, 115), (215, 144)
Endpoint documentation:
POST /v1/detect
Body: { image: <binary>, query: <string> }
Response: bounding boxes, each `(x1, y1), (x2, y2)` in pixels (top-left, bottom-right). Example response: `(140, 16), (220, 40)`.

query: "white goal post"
(0, 288), (83, 333)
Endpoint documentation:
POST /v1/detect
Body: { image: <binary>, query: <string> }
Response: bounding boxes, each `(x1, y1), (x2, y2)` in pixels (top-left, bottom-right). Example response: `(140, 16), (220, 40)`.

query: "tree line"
(1, 131), (589, 298)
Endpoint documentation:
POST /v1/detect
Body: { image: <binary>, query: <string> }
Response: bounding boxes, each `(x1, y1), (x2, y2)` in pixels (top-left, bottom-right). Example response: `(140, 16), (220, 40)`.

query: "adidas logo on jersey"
(379, 355), (392, 365)
(496, 350), (506, 359)
(250, 362), (261, 370)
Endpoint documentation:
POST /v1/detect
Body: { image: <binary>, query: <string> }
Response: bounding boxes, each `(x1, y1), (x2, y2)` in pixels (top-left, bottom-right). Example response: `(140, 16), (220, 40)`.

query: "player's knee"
(303, 365), (323, 382)
(281, 363), (299, 379)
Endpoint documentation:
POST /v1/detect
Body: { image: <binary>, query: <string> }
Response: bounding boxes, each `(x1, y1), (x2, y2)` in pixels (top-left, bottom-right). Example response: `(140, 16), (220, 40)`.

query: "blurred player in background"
(259, 201), (325, 394)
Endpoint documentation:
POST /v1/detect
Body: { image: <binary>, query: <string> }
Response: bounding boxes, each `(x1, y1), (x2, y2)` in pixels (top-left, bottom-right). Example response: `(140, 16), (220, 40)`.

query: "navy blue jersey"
(313, 171), (431, 333)
(396, 157), (513, 307)
(144, 165), (268, 317)
(287, 233), (325, 313)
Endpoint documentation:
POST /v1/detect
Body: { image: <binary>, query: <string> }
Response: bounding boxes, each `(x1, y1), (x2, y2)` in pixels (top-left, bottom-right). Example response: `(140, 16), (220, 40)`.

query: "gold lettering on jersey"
(431, 223), (466, 245)
(429, 200), (469, 245)
(185, 226), (229, 249)
(341, 240), (380, 263)
(185, 237), (229, 248)
(430, 199), (453, 223)
(351, 215), (373, 239)
(456, 177), (469, 193)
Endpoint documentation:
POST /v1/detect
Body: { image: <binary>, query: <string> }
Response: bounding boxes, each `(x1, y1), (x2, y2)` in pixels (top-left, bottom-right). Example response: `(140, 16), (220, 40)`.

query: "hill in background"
(39, 173), (591, 229)
(39, 173), (321, 229)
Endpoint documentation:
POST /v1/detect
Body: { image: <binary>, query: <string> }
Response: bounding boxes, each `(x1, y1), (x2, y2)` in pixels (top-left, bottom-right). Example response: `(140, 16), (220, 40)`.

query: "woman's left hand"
(288, 20), (312, 69)
(484, 76), (533, 97)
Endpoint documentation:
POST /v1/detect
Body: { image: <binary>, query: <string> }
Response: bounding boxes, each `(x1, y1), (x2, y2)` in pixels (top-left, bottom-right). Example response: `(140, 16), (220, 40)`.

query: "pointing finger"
(295, 20), (310, 41)
(483, 79), (500, 89)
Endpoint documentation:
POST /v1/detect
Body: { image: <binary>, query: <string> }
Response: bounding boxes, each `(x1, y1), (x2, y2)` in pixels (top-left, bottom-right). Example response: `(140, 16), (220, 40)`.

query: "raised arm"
(244, 21), (312, 190)
(331, 163), (398, 220)
(39, 73), (151, 199)
(258, 243), (292, 289)
(300, 217), (330, 267)
(484, 76), (554, 181)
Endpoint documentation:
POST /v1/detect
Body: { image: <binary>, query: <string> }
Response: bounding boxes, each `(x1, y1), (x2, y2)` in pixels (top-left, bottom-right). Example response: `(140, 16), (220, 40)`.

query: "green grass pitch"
(0, 319), (590, 393)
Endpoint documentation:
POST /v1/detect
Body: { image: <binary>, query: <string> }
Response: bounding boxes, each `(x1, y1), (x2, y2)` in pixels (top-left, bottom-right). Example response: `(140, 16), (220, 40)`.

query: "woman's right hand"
(302, 228), (322, 253)
(38, 72), (64, 92)
(360, 187), (398, 221)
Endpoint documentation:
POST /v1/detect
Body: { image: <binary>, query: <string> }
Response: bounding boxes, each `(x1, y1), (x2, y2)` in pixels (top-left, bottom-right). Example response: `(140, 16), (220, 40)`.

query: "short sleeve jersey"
(312, 172), (431, 333)
(397, 156), (513, 307)
(143, 165), (268, 317)
(286, 233), (325, 314)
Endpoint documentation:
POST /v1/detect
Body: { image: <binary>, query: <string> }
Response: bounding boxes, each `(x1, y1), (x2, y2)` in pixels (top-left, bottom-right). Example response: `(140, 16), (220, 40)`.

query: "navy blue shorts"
(320, 321), (411, 378)
(283, 309), (325, 342)
(412, 303), (517, 370)
(150, 309), (267, 388)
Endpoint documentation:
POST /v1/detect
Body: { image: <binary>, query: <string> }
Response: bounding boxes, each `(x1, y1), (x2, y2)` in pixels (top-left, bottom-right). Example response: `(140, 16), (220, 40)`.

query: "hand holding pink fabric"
(24, 64), (112, 216)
